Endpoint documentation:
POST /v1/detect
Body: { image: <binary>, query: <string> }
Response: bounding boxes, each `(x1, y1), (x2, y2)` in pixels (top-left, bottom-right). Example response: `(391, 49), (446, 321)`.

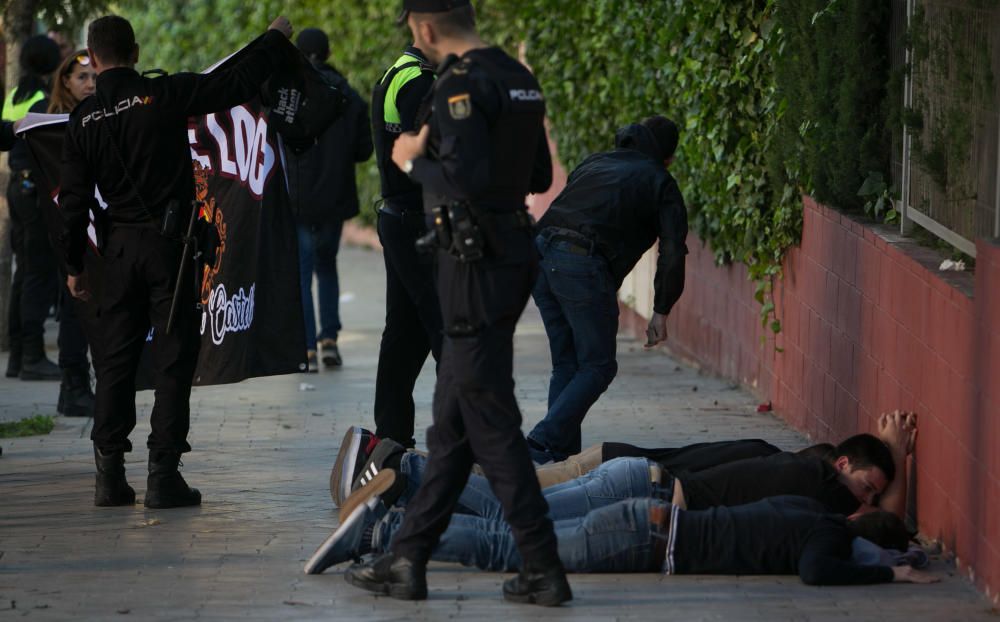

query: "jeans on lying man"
(374, 497), (667, 572)
(398, 453), (668, 522)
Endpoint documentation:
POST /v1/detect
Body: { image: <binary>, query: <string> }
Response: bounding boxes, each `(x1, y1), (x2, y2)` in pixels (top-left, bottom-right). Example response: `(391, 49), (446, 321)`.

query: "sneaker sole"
(339, 469), (396, 523)
(303, 500), (369, 574)
(330, 427), (363, 506)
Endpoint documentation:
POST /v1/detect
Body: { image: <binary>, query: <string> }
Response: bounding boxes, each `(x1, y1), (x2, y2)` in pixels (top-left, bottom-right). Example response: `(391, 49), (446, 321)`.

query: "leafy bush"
(770, 0), (893, 213)
(122, 0), (893, 330)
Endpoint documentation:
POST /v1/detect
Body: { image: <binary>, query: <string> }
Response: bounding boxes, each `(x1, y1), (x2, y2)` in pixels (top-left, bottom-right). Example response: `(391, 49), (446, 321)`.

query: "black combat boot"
(58, 365), (96, 417)
(145, 451), (202, 508)
(18, 333), (60, 381)
(502, 560), (573, 607)
(5, 336), (22, 378)
(94, 447), (137, 507)
(344, 552), (428, 600)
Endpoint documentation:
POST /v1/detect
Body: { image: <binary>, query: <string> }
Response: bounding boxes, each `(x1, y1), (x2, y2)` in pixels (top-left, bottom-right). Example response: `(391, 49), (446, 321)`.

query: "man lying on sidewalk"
(330, 413), (915, 529)
(330, 425), (782, 505)
(308, 415), (918, 576)
(332, 484), (936, 590)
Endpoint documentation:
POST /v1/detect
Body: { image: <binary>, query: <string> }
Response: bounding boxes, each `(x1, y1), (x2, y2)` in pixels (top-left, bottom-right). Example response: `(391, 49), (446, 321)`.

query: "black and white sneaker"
(350, 438), (406, 497)
(304, 470), (395, 575)
(330, 426), (377, 506)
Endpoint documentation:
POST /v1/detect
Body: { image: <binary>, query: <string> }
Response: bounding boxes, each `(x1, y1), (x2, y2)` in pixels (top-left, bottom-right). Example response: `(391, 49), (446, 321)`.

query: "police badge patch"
(448, 93), (471, 120)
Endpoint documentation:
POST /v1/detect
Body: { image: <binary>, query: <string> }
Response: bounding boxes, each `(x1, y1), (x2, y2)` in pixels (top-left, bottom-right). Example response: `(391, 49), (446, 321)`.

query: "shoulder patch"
(447, 93), (472, 120)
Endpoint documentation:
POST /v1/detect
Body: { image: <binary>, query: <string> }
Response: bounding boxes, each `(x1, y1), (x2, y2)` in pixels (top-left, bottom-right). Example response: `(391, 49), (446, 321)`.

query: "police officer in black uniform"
(371, 41), (441, 448)
(346, 1), (572, 606)
(59, 15), (292, 508)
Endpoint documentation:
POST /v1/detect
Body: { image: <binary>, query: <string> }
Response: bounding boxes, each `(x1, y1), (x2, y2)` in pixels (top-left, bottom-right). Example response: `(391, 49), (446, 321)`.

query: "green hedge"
(770, 0), (893, 213)
(122, 0), (893, 329)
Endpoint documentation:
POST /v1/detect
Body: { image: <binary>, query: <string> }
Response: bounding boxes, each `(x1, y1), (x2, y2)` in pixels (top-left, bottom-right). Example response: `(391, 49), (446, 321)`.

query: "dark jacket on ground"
(536, 124), (688, 315)
(674, 495), (894, 585)
(58, 29), (286, 275)
(602, 438), (781, 472)
(678, 452), (862, 516)
(285, 63), (373, 226)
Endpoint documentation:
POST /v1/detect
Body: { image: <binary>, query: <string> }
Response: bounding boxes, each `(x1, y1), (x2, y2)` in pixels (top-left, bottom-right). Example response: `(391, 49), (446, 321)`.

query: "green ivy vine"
(123, 0), (898, 338)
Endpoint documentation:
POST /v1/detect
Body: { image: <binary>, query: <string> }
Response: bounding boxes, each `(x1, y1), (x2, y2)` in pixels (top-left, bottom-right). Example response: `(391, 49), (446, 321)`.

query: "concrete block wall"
(619, 196), (1000, 602)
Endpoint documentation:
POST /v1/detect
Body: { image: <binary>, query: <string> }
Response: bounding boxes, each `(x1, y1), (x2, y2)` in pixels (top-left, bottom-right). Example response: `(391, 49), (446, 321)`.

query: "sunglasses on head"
(73, 53), (91, 67)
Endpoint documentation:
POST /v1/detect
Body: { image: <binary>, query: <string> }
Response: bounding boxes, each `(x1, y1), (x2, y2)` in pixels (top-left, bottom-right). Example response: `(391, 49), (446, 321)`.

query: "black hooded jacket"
(284, 63), (373, 225)
(536, 123), (688, 315)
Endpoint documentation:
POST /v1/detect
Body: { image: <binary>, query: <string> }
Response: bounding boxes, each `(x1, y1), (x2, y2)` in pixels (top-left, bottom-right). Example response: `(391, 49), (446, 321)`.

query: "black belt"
(541, 226), (595, 256)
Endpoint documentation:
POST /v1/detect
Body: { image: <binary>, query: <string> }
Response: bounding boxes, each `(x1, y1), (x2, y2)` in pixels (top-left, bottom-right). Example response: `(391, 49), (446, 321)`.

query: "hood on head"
(614, 123), (664, 162)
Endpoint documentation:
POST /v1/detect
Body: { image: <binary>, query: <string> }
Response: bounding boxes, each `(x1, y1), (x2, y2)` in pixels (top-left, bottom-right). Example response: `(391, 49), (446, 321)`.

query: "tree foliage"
(119, 0), (894, 333)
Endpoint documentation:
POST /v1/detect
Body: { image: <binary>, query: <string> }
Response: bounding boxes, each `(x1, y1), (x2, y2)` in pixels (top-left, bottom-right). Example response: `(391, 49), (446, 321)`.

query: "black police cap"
(397, 0), (472, 24)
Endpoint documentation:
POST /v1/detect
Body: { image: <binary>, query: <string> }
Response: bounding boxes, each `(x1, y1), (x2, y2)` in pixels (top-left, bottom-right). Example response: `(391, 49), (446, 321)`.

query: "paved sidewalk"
(0, 246), (995, 621)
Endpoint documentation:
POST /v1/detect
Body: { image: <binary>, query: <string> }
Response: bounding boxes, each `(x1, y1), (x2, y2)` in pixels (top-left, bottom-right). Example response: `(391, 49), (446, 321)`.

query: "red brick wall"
(621, 197), (1000, 602)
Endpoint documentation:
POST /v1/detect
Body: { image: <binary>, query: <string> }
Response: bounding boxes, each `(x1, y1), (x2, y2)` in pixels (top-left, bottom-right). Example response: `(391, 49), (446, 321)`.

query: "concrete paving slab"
(0, 245), (995, 620)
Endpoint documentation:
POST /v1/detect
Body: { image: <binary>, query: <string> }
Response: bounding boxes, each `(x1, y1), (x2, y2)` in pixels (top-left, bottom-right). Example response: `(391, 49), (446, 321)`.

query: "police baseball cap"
(396, 0), (472, 24)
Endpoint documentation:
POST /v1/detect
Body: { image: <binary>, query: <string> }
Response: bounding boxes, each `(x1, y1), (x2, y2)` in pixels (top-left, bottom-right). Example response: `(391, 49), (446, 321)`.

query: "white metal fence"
(897, 0), (1000, 256)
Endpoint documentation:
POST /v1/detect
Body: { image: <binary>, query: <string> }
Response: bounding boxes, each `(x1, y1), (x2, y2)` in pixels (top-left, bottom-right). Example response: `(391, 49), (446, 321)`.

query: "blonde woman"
(48, 50), (97, 114)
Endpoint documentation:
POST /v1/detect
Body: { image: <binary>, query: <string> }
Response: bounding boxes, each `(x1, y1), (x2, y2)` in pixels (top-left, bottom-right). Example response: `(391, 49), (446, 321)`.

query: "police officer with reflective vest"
(58, 15), (292, 509)
(346, 0), (572, 606)
(4, 35), (63, 382)
(370, 41), (441, 448)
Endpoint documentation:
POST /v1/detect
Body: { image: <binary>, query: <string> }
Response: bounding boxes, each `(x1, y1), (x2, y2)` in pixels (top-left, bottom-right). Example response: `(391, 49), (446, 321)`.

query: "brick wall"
(618, 196), (1000, 602)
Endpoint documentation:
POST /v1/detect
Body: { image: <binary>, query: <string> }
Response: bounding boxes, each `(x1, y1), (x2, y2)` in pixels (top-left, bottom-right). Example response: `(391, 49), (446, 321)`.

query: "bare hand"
(645, 312), (668, 349)
(67, 273), (90, 302)
(392, 125), (430, 173)
(269, 16), (293, 38)
(892, 565), (939, 584)
(877, 410), (910, 456)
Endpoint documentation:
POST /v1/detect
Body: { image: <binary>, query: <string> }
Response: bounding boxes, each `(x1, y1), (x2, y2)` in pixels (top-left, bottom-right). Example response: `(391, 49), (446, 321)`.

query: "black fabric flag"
(18, 34), (340, 386)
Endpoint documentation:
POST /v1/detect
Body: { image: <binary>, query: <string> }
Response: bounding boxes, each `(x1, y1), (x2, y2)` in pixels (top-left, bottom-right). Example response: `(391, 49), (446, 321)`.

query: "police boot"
(502, 559), (573, 607)
(5, 336), (22, 378)
(145, 451), (202, 509)
(58, 365), (96, 417)
(344, 552), (428, 600)
(94, 447), (137, 507)
(18, 333), (60, 381)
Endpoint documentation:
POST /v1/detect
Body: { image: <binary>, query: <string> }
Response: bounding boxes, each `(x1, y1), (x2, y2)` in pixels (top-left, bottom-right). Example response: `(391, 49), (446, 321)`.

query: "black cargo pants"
(390, 223), (560, 568)
(91, 224), (200, 454)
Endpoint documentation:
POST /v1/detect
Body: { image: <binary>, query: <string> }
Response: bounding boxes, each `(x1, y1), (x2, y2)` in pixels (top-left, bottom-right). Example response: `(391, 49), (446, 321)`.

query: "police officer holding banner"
(58, 15), (293, 509)
(370, 38), (441, 449)
(345, 0), (573, 606)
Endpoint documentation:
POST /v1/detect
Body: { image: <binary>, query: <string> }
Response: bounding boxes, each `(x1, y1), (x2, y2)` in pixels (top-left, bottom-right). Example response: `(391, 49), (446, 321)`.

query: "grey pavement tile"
(0, 246), (995, 620)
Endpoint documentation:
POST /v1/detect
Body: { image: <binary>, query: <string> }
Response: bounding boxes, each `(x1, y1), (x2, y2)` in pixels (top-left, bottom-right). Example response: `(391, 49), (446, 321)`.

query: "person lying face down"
(321, 481), (936, 587)
(333, 413), (917, 522)
(340, 431), (898, 531)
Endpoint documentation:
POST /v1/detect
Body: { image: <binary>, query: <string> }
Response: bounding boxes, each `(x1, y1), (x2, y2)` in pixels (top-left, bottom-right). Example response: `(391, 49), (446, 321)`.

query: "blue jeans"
(399, 454), (664, 523)
(375, 497), (665, 572)
(528, 233), (619, 462)
(297, 221), (343, 350)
